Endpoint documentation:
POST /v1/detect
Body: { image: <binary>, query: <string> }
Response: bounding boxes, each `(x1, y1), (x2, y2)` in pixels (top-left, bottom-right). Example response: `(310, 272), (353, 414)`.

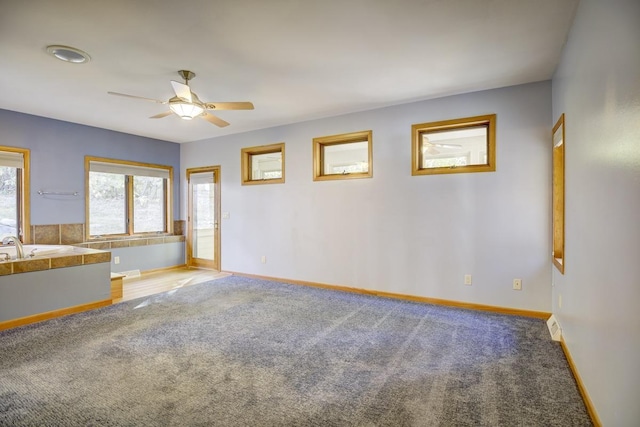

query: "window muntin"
(412, 115), (496, 175)
(313, 130), (373, 181)
(0, 147), (29, 243)
(86, 157), (172, 238)
(241, 143), (285, 185)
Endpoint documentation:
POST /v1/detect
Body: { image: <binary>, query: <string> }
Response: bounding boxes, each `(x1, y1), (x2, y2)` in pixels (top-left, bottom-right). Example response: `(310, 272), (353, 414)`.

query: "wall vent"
(547, 315), (562, 341)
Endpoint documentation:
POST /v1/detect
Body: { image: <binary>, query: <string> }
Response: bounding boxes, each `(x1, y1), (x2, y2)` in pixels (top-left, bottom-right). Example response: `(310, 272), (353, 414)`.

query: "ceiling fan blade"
(202, 112), (230, 127)
(149, 111), (173, 119)
(171, 81), (192, 103)
(108, 92), (166, 104)
(205, 102), (254, 111)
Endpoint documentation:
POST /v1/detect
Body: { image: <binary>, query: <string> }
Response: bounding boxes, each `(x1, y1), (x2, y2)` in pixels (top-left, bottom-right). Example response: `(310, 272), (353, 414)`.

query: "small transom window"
(241, 143), (285, 185)
(313, 130), (373, 181)
(412, 114), (496, 176)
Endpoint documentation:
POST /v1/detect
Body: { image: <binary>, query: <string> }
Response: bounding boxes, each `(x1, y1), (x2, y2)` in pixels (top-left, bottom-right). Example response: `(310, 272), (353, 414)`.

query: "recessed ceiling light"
(46, 45), (91, 64)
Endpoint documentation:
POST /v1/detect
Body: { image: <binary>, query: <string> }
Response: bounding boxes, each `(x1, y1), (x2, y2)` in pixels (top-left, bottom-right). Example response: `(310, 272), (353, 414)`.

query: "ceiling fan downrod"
(178, 70), (195, 85)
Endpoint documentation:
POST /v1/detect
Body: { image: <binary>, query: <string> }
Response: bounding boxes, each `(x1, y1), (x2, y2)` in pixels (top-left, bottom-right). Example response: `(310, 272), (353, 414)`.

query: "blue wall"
(0, 109), (181, 225)
(551, 0), (640, 424)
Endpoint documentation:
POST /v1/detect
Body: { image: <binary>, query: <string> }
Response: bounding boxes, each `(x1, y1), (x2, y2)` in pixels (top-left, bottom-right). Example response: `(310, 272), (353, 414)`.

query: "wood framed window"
(313, 130), (373, 181)
(552, 114), (565, 274)
(241, 143), (285, 185)
(412, 114), (496, 176)
(0, 146), (30, 243)
(85, 157), (173, 238)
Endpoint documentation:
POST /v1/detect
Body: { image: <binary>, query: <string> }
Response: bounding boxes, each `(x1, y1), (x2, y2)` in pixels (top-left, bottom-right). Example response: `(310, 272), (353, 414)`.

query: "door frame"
(186, 165), (221, 270)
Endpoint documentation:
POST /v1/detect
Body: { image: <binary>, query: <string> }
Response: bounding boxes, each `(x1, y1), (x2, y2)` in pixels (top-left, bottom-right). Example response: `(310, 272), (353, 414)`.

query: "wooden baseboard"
(136, 264), (188, 276)
(226, 271), (551, 319)
(0, 299), (112, 331)
(560, 336), (602, 427)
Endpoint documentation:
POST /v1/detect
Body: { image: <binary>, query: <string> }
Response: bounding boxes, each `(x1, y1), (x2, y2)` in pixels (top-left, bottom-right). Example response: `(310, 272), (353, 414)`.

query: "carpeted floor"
(0, 276), (591, 426)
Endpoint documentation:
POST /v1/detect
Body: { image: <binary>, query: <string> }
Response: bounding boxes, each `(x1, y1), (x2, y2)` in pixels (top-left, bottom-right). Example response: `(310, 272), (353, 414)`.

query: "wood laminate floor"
(115, 268), (231, 303)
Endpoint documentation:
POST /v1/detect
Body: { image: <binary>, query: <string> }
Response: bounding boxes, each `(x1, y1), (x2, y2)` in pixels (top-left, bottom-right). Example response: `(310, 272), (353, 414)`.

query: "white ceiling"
(0, 0), (579, 144)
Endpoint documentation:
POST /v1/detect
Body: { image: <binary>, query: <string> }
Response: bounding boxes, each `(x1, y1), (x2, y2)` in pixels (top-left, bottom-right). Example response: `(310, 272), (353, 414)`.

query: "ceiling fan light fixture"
(46, 45), (90, 64)
(107, 70), (250, 127)
(169, 101), (204, 120)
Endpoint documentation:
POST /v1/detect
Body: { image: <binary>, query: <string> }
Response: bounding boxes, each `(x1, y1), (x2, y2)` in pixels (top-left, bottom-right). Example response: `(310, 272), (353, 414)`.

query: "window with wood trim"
(552, 114), (565, 274)
(313, 130), (372, 181)
(0, 146), (30, 243)
(412, 114), (496, 176)
(241, 143), (285, 185)
(86, 157), (172, 238)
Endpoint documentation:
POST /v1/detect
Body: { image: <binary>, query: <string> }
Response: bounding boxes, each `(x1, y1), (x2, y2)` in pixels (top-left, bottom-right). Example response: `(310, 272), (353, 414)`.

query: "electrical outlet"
(464, 274), (472, 285)
(558, 293), (562, 309)
(261, 255), (266, 264)
(114, 256), (120, 265)
(513, 278), (522, 290)
(222, 212), (230, 219)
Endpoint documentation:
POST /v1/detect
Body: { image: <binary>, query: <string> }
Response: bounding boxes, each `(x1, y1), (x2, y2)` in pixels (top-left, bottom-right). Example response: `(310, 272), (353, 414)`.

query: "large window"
(86, 157), (172, 238)
(0, 146), (29, 243)
(412, 114), (496, 176)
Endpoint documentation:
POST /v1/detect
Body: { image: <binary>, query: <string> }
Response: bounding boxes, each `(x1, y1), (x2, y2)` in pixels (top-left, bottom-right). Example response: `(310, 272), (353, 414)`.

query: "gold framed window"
(313, 130), (372, 181)
(412, 114), (496, 176)
(241, 143), (285, 185)
(552, 114), (565, 274)
(0, 146), (30, 243)
(86, 156), (172, 238)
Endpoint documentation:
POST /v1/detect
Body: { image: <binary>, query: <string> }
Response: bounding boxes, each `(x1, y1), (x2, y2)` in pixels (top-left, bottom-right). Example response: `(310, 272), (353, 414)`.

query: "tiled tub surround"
(0, 245), (110, 276)
(20, 222), (187, 278)
(28, 220), (186, 245)
(80, 234), (185, 251)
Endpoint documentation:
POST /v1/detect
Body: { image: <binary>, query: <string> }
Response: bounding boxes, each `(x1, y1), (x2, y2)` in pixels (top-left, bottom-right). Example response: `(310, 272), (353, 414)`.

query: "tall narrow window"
(0, 146), (30, 243)
(412, 115), (496, 176)
(86, 157), (172, 238)
(552, 114), (565, 273)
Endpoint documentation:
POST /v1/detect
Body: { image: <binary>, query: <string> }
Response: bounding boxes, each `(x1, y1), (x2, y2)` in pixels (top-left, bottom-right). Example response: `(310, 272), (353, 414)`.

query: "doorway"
(186, 166), (221, 270)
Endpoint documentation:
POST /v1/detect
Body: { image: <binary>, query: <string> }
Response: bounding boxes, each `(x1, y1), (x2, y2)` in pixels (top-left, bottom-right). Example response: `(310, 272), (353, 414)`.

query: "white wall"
(551, 1), (640, 425)
(182, 81), (552, 312)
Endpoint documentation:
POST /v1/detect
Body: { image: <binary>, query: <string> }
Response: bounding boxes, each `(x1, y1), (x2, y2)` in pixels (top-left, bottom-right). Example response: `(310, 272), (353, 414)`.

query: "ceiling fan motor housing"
(178, 70), (196, 82)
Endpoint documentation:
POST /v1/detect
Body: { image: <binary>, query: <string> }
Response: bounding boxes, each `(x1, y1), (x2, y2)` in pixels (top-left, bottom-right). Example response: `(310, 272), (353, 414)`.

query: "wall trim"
(226, 271), (551, 319)
(560, 336), (602, 427)
(139, 264), (188, 275)
(0, 299), (112, 331)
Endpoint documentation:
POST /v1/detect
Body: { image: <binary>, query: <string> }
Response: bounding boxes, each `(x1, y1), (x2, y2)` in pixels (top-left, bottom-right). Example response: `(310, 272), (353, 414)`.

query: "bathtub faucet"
(1, 236), (24, 259)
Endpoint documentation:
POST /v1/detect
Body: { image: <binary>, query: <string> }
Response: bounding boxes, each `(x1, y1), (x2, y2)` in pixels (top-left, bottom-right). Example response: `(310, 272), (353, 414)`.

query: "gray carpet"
(0, 276), (591, 426)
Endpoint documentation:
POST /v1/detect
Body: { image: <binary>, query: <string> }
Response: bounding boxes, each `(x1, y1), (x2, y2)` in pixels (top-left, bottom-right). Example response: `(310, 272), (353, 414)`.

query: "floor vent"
(119, 269), (141, 279)
(547, 315), (562, 341)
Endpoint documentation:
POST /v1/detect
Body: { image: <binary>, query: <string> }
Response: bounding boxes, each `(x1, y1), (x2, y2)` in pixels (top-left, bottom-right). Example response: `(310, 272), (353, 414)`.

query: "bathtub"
(0, 244), (74, 259)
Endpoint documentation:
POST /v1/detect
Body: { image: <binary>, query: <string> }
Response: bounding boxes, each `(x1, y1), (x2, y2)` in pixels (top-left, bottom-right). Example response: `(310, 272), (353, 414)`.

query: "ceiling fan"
(108, 70), (254, 127)
(422, 137), (462, 155)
